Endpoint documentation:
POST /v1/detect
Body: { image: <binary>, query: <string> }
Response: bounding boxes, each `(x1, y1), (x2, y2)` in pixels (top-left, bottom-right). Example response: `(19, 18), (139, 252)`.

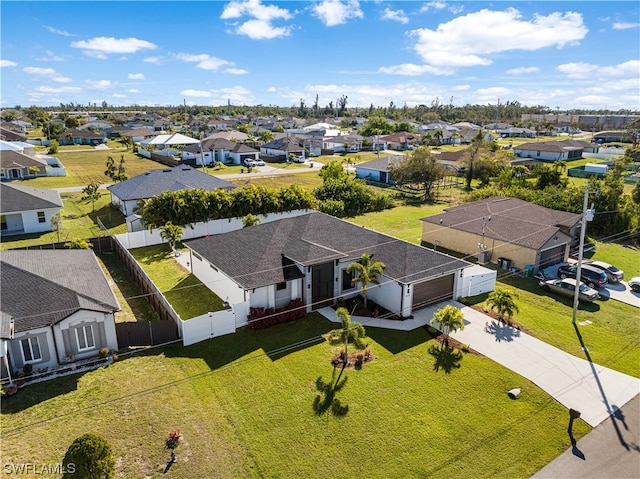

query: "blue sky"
(1, 1), (639, 110)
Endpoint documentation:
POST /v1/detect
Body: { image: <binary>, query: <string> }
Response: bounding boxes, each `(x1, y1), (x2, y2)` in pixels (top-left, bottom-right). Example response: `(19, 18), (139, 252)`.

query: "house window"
(276, 281), (287, 291)
(37, 211), (46, 223)
(76, 325), (95, 351)
(342, 269), (355, 292)
(20, 337), (42, 363)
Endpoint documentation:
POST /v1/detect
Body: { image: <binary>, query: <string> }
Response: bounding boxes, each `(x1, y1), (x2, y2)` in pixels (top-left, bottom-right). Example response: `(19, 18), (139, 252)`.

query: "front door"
(311, 262), (334, 309)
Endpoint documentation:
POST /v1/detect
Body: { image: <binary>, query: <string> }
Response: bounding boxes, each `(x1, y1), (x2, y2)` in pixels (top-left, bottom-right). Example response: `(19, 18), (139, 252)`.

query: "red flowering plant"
(166, 429), (182, 449)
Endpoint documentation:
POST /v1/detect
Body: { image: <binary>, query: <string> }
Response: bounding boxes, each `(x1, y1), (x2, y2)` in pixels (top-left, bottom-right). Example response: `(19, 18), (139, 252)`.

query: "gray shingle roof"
(421, 196), (580, 250)
(107, 165), (237, 201)
(187, 212), (470, 289)
(1, 250), (120, 332)
(356, 156), (402, 172)
(0, 183), (63, 214)
(0, 150), (47, 169)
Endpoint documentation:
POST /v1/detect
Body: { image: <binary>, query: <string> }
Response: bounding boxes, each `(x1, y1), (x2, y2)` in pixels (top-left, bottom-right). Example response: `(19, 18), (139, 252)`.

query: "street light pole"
(571, 184), (594, 324)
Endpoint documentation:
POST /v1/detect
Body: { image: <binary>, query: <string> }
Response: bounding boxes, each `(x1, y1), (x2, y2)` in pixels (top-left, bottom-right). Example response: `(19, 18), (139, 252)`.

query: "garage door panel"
(412, 274), (454, 310)
(539, 245), (566, 269)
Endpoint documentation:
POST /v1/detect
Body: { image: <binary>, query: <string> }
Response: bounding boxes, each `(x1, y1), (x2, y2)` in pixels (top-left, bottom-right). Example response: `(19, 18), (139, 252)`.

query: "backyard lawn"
(128, 244), (225, 319)
(1, 315), (591, 479)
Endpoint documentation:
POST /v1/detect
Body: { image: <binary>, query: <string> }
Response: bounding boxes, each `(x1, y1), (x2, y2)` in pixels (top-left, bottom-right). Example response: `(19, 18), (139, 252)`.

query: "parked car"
(254, 159), (266, 166)
(243, 159), (257, 167)
(539, 278), (600, 302)
(586, 261), (624, 283)
(292, 156), (305, 163)
(628, 277), (640, 293)
(557, 263), (608, 289)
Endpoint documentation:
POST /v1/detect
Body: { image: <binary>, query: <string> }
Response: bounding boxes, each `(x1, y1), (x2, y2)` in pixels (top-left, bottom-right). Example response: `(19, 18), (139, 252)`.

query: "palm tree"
(486, 288), (519, 322)
(346, 253), (386, 308)
(160, 222), (184, 256)
(433, 129), (443, 146)
(258, 130), (274, 145)
(324, 307), (366, 386)
(432, 304), (465, 348)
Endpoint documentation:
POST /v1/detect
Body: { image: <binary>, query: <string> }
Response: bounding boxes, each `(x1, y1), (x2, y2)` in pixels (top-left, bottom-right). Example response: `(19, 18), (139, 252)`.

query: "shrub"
(99, 348), (109, 359)
(22, 363), (33, 377)
(335, 297), (347, 309)
(248, 298), (306, 329)
(461, 344), (470, 353)
(166, 429), (182, 449)
(63, 433), (115, 479)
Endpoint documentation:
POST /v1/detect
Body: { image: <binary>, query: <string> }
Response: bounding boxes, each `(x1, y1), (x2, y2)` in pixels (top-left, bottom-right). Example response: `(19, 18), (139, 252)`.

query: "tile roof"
(0, 183), (63, 214)
(187, 211), (470, 289)
(1, 250), (120, 332)
(421, 196), (580, 250)
(107, 165), (237, 201)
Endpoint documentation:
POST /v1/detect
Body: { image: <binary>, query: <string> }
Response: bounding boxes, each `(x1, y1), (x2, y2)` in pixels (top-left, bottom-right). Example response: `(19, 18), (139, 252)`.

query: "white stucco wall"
(189, 250), (246, 305)
(20, 207), (61, 233)
(9, 326), (58, 373)
(56, 310), (118, 361)
(366, 277), (403, 316)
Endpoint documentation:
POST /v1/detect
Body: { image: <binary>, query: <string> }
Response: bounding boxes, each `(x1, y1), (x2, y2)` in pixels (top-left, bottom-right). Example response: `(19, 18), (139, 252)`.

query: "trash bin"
(524, 265), (534, 277)
(498, 258), (511, 270)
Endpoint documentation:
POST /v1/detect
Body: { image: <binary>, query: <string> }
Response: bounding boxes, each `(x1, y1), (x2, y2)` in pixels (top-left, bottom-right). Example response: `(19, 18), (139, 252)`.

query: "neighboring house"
(138, 133), (199, 151)
(207, 119), (230, 131)
(78, 120), (113, 132)
(0, 150), (48, 180)
(58, 128), (106, 146)
(593, 131), (626, 143)
(355, 156), (402, 184)
(260, 136), (305, 159)
(495, 127), (536, 138)
(205, 131), (250, 142)
(0, 127), (27, 142)
(186, 211), (478, 319)
(182, 138), (259, 166)
(421, 196), (582, 273)
(513, 139), (597, 162)
(118, 128), (162, 143)
(322, 134), (364, 153)
(1, 250), (120, 380)
(107, 165), (237, 217)
(0, 183), (63, 234)
(432, 150), (467, 172)
(380, 132), (421, 150)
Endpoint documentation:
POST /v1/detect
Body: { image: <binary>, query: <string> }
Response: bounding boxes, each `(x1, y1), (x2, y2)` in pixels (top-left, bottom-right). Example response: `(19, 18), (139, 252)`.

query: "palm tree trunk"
(335, 339), (348, 387)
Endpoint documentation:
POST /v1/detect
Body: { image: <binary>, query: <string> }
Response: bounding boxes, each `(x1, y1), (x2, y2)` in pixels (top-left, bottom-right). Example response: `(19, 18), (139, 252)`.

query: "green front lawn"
(128, 244), (225, 319)
(1, 316), (590, 478)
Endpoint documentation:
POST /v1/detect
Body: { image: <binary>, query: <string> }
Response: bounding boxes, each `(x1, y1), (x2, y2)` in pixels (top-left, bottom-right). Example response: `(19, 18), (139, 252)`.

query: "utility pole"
(572, 185), (595, 324)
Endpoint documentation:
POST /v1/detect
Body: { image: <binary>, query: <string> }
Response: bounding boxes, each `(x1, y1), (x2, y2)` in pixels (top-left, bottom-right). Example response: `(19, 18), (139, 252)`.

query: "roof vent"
(163, 169), (172, 172)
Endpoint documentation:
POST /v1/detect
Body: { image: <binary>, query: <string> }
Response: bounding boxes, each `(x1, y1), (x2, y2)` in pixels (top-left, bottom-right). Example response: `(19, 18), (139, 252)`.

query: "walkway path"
(318, 300), (639, 427)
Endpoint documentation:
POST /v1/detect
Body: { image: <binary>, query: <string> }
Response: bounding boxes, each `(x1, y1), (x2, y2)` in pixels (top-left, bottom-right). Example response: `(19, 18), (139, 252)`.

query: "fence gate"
(116, 321), (179, 349)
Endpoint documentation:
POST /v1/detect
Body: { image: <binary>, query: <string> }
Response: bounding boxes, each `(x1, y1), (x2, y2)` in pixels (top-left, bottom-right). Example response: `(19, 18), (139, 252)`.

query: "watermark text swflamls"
(3, 463), (76, 475)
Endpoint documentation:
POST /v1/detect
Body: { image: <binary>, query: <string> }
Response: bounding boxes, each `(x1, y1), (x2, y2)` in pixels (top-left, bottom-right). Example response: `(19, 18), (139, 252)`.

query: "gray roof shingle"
(107, 165), (237, 201)
(356, 156), (402, 172)
(0, 183), (63, 214)
(187, 212), (470, 289)
(1, 250), (120, 332)
(421, 196), (581, 249)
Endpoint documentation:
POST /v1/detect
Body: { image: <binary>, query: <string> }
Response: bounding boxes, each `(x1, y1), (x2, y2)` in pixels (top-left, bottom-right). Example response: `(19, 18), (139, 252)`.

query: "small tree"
(65, 239), (93, 249)
(486, 288), (520, 322)
(160, 222), (184, 255)
(62, 433), (115, 479)
(432, 304), (465, 348)
(346, 253), (385, 308)
(324, 307), (366, 386)
(81, 182), (101, 212)
(48, 140), (59, 154)
(50, 212), (62, 242)
(242, 213), (261, 228)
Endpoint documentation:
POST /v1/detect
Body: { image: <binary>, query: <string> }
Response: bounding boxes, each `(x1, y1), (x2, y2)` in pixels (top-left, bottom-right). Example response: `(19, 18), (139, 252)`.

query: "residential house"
(0, 127), (27, 142)
(260, 136), (305, 160)
(58, 128), (106, 146)
(182, 138), (259, 166)
(186, 211), (483, 318)
(0, 183), (63, 234)
(322, 134), (364, 153)
(0, 150), (48, 181)
(1, 250), (120, 380)
(78, 120), (113, 132)
(355, 156), (402, 184)
(380, 132), (421, 150)
(118, 128), (162, 143)
(207, 119), (230, 131)
(421, 196), (582, 273)
(107, 165), (237, 217)
(205, 131), (250, 142)
(513, 139), (597, 162)
(139, 133), (199, 152)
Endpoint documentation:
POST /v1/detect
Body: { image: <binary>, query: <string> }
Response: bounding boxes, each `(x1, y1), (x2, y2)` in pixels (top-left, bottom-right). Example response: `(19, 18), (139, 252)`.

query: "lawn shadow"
(428, 344), (463, 373)
(366, 327), (429, 354)
(312, 371), (349, 418)
(0, 372), (80, 416)
(162, 313), (333, 371)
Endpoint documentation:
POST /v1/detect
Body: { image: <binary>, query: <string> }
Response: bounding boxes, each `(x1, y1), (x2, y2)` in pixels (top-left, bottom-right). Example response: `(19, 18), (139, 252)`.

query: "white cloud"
(143, 56), (164, 64)
(612, 22), (640, 30)
(86, 80), (115, 90)
(126, 88), (141, 93)
(506, 66), (540, 75)
(44, 25), (74, 37)
(23, 66), (72, 83)
(36, 50), (65, 62)
(410, 8), (588, 69)
(112, 93), (127, 98)
(181, 89), (213, 98)
(221, 0), (293, 38)
(71, 37), (157, 58)
(35, 85), (82, 94)
(557, 60), (640, 81)
(175, 53), (232, 70)
(224, 68), (248, 75)
(378, 63), (454, 76)
(312, 0), (363, 27)
(381, 7), (409, 24)
(419, 2), (446, 13)
(128, 73), (145, 80)
(0, 60), (17, 68)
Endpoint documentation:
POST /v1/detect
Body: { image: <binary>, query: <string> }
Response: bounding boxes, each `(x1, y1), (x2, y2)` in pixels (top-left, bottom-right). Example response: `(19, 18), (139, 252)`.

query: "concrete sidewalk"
(318, 301), (640, 427)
